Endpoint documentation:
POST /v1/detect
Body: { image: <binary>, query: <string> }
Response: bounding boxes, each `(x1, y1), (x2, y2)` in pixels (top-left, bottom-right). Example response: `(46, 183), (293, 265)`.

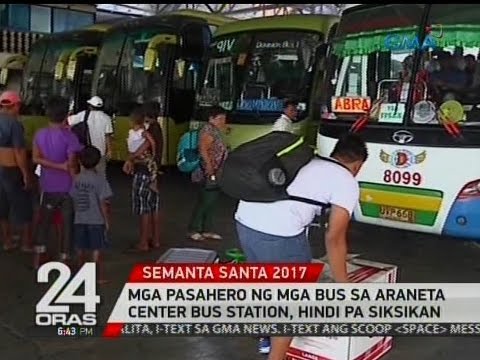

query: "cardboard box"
(286, 257), (397, 360)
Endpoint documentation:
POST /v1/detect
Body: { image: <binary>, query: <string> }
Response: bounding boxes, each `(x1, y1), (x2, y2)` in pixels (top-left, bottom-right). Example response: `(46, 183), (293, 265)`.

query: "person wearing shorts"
(123, 104), (162, 252)
(35, 165), (65, 252)
(234, 134), (368, 360)
(129, 168), (160, 252)
(0, 91), (33, 252)
(126, 108), (159, 192)
(32, 96), (83, 269)
(70, 146), (112, 283)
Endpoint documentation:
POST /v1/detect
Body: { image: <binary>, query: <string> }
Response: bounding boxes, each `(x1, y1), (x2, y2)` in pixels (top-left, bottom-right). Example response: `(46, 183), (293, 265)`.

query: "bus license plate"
(379, 206), (415, 223)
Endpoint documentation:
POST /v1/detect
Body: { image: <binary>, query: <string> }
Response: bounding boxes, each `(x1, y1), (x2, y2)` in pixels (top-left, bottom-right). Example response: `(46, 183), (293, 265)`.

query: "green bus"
(90, 10), (232, 163)
(316, 4), (480, 240)
(20, 25), (111, 144)
(193, 14), (338, 149)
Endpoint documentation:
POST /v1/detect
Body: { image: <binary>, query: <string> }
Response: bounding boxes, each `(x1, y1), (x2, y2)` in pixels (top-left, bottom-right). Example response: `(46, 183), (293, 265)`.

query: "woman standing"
(188, 106), (228, 241)
(123, 106), (160, 252)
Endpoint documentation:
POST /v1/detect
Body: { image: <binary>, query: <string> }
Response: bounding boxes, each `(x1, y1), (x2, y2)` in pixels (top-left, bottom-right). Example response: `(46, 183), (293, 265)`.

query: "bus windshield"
(22, 41), (47, 107)
(93, 24), (206, 117)
(327, 50), (416, 125)
(38, 43), (77, 97)
(199, 31), (321, 115)
(323, 4), (480, 128)
(92, 33), (124, 112)
(23, 41), (79, 111)
(93, 30), (178, 116)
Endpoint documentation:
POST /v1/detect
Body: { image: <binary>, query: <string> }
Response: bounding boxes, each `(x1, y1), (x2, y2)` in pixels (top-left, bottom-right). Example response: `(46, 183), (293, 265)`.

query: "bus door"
(54, 46), (98, 113)
(68, 47), (98, 113)
(144, 30), (206, 165)
(143, 34), (180, 165)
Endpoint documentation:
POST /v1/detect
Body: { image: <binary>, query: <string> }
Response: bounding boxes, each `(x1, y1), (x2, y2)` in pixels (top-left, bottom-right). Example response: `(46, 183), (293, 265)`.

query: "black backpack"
(219, 131), (331, 207)
(71, 109), (91, 146)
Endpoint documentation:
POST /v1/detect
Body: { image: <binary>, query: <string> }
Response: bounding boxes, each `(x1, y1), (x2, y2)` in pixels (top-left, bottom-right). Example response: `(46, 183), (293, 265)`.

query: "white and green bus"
(317, 4), (480, 240)
(195, 14), (338, 149)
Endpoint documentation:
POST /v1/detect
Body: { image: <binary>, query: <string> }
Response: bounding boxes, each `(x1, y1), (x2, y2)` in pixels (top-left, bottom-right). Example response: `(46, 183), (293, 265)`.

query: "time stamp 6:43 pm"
(56, 326), (96, 337)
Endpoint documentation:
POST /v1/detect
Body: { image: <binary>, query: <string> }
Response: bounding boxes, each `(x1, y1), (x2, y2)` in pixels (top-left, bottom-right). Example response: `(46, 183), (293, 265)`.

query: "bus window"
(409, 4), (480, 126)
(38, 46), (68, 101)
(92, 33), (125, 114)
(174, 60), (201, 90)
(112, 30), (176, 116)
(24, 42), (78, 114)
(336, 55), (366, 97)
(328, 48), (416, 125)
(169, 59), (199, 123)
(22, 41), (47, 114)
(239, 32), (321, 114)
(73, 58), (96, 112)
(198, 33), (251, 111)
(202, 57), (233, 109)
(319, 4), (427, 126)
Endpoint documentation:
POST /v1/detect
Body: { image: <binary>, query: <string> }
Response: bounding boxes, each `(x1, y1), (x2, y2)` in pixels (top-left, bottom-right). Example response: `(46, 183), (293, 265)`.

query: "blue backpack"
(177, 130), (200, 173)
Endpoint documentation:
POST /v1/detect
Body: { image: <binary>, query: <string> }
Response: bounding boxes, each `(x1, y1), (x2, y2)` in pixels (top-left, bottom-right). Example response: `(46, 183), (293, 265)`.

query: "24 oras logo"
(35, 262), (100, 326)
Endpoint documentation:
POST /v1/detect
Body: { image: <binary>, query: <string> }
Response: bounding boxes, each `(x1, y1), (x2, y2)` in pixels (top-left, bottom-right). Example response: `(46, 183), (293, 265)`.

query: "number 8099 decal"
(383, 170), (422, 186)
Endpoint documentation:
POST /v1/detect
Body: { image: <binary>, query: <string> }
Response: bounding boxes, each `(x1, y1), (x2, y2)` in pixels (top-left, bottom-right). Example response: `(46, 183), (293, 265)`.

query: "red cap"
(0, 91), (21, 106)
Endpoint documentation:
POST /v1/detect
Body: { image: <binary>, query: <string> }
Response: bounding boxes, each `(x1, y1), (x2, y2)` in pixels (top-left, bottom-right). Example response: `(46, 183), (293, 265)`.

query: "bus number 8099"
(383, 170), (422, 186)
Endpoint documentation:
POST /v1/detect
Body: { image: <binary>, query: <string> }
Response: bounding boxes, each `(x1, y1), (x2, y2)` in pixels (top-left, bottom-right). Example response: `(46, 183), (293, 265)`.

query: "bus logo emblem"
(380, 149), (427, 168)
(392, 130), (414, 144)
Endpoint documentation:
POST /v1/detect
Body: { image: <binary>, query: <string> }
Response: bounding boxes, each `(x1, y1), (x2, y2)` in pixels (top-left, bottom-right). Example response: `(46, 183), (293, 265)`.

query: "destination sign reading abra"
(36, 262), (100, 327)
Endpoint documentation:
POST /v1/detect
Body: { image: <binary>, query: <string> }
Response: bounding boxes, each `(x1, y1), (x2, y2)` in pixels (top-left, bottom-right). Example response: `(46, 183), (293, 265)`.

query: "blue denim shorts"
(74, 224), (107, 250)
(235, 221), (312, 263)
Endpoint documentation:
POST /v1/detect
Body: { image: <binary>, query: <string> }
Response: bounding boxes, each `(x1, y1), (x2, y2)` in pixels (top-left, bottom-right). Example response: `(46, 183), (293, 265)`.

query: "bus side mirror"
(66, 59), (77, 80)
(144, 34), (178, 72)
(144, 49), (157, 72)
(175, 59), (186, 78)
(54, 62), (65, 80)
(0, 68), (8, 85)
(65, 46), (98, 80)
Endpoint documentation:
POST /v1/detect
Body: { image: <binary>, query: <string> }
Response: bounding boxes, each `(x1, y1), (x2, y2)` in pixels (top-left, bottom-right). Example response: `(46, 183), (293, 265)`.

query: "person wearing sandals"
(70, 146), (112, 284)
(122, 106), (161, 252)
(188, 106), (228, 242)
(32, 97), (83, 269)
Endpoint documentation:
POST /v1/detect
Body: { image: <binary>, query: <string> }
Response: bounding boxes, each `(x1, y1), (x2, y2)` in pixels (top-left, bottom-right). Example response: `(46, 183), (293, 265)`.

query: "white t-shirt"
(127, 128), (146, 153)
(234, 158), (360, 237)
(68, 110), (113, 156)
(272, 114), (294, 133)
